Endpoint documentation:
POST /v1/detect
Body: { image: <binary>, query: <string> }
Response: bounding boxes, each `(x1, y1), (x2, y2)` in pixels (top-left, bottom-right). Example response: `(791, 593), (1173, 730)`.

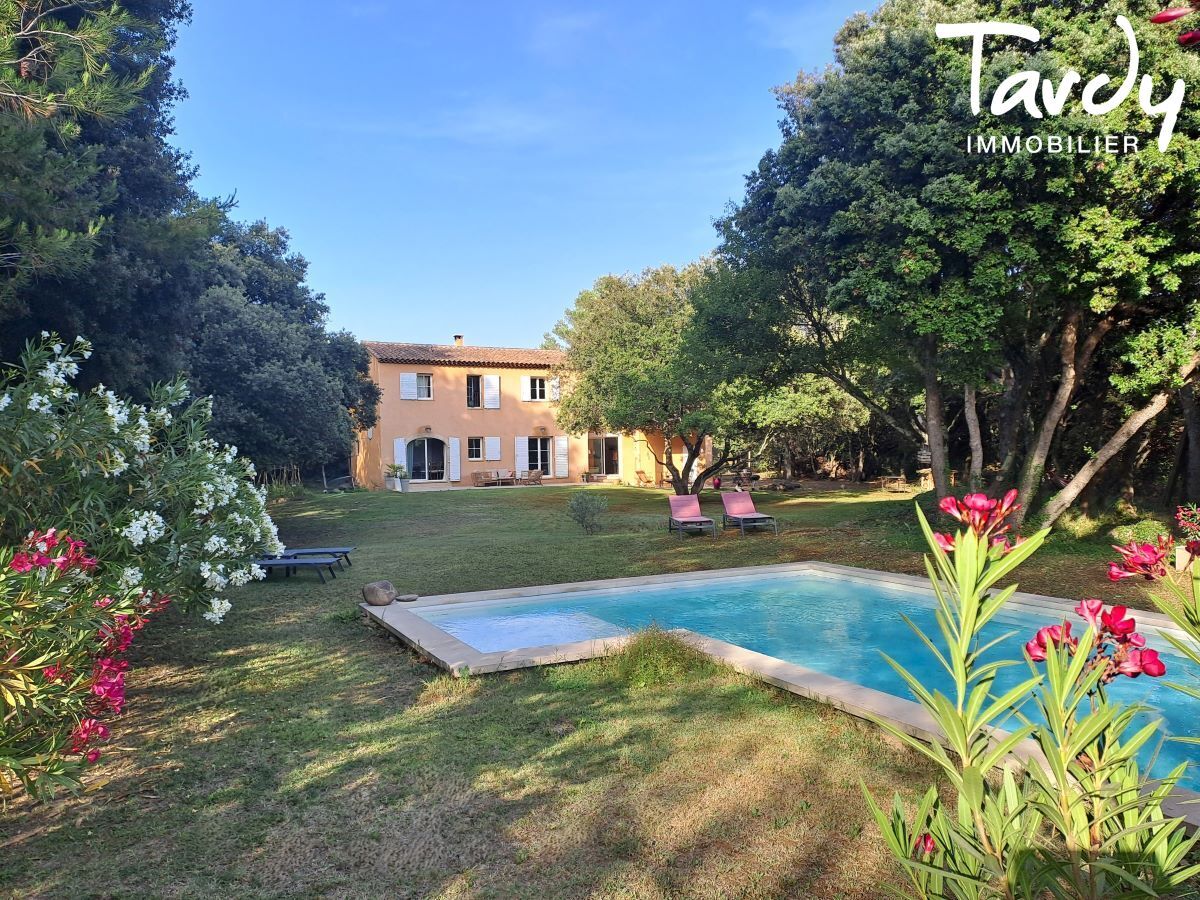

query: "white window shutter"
(447, 437), (461, 482)
(515, 436), (529, 470)
(399, 373), (418, 400)
(393, 437), (407, 471)
(520, 375), (531, 401)
(554, 435), (569, 478)
(549, 376), (561, 401)
(485, 436), (501, 461)
(483, 375), (500, 409)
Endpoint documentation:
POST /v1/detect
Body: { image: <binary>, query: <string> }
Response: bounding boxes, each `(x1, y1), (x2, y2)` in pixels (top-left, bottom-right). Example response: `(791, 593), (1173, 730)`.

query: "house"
(352, 336), (708, 490)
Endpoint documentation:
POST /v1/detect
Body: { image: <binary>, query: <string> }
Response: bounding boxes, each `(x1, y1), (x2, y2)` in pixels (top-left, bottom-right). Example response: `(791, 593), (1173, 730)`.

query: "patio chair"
(667, 494), (716, 539)
(720, 492), (778, 537)
(636, 470), (656, 488)
(521, 469), (544, 485)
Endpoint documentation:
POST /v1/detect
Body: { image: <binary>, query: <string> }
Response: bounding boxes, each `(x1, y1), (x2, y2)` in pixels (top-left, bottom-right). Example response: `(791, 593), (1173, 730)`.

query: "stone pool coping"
(361, 560), (1200, 825)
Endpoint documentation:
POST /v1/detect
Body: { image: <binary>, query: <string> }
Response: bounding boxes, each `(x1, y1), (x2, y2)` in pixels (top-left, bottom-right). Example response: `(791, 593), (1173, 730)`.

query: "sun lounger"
(720, 492), (778, 536)
(277, 546), (355, 568)
(667, 494), (716, 538)
(254, 555), (341, 583)
(521, 469), (544, 485)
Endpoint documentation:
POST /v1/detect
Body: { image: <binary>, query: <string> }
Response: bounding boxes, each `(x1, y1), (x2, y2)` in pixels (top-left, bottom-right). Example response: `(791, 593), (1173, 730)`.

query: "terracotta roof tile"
(364, 341), (565, 369)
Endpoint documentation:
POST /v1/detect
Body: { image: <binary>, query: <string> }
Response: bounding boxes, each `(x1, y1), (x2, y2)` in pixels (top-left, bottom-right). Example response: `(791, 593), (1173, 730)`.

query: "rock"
(397, 593), (419, 602)
(362, 581), (398, 606)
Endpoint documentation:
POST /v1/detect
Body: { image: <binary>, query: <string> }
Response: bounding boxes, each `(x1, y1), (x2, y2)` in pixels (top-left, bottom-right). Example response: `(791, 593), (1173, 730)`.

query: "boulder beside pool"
(362, 581), (398, 606)
(397, 593), (419, 602)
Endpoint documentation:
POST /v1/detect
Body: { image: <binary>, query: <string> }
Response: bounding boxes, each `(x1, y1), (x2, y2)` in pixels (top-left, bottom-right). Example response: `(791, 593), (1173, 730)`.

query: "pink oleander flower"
(933, 532), (955, 552)
(9, 553), (34, 573)
(1118, 648), (1167, 678)
(1181, 28), (1200, 45)
(1108, 539), (1170, 581)
(42, 663), (72, 683)
(85, 748), (102, 764)
(1101, 605), (1137, 638)
(939, 490), (1020, 538)
(94, 596), (114, 609)
(98, 615), (134, 653)
(90, 658), (128, 714)
(70, 717), (110, 752)
(1026, 622), (1077, 661)
(29, 528), (58, 552)
(1075, 598), (1104, 630)
(913, 833), (936, 855)
(1153, 7), (1198, 23)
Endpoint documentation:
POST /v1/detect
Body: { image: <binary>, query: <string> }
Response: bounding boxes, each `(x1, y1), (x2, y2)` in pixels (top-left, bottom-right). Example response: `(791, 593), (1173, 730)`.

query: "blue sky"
(171, 2), (849, 347)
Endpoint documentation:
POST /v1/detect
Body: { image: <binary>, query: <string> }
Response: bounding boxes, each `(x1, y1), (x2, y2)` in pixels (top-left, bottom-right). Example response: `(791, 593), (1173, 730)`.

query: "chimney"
(453, 334), (464, 346)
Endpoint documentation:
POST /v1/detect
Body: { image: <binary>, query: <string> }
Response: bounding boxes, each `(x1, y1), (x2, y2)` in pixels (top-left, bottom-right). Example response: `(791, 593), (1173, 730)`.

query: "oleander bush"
(866, 493), (1199, 899)
(0, 335), (283, 798)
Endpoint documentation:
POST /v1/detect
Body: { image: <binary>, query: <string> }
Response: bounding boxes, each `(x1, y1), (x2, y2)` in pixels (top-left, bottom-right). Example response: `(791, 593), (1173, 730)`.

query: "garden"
(2, 477), (1196, 897)
(9, 0), (1200, 897)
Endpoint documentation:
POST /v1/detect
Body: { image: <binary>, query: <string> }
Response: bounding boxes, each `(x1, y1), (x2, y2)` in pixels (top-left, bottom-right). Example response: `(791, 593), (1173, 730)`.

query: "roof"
(364, 341), (566, 369)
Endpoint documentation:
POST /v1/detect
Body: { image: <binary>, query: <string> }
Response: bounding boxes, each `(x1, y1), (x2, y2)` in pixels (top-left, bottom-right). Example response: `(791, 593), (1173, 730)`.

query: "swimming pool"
(378, 563), (1200, 792)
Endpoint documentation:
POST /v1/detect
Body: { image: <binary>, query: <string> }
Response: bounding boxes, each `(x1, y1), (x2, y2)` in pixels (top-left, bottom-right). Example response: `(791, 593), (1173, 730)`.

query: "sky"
(170, 1), (849, 348)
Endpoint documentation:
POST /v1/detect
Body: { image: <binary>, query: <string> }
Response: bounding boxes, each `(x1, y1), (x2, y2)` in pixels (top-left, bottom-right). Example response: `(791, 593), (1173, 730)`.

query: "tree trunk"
(691, 438), (732, 493)
(1039, 353), (1200, 526)
(991, 360), (1032, 493)
(1012, 313), (1114, 526)
(922, 352), (950, 499)
(964, 384), (984, 492)
(1181, 381), (1200, 502)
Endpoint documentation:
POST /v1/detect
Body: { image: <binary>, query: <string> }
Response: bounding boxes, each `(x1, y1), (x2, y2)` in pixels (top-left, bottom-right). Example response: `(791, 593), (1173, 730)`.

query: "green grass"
(0, 484), (1157, 898)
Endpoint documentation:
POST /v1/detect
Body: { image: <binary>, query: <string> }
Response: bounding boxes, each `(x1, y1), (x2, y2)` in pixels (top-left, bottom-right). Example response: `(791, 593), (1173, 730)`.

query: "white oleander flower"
(0, 394), (10, 412)
(27, 393), (51, 413)
(203, 597), (232, 624)
(122, 511), (166, 547)
(118, 566), (143, 592)
(105, 449), (129, 478)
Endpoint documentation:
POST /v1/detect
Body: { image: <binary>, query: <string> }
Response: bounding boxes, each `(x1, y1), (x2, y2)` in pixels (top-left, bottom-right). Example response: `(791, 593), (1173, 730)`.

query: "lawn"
(0, 485), (1161, 898)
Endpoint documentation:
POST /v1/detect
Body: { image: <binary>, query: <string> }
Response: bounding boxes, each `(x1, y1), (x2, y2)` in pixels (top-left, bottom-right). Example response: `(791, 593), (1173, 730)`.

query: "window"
(467, 437), (483, 461)
(417, 374), (433, 400)
(588, 434), (619, 475)
(529, 377), (546, 400)
(466, 375), (481, 408)
(528, 436), (552, 475)
(406, 437), (446, 480)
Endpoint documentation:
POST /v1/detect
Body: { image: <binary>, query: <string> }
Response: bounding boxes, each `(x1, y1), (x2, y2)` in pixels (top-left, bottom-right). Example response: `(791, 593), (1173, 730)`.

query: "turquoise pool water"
(417, 570), (1200, 790)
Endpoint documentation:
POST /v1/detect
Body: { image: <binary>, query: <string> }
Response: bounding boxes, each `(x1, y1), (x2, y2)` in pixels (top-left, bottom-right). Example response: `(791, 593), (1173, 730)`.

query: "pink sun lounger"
(667, 494), (716, 539)
(720, 491), (778, 537)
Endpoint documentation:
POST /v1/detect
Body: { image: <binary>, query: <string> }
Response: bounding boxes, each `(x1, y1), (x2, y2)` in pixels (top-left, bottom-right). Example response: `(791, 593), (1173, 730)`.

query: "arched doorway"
(407, 437), (446, 481)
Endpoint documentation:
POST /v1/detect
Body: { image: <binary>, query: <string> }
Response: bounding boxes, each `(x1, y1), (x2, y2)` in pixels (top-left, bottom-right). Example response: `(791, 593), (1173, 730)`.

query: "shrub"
(0, 335), (283, 798)
(0, 528), (170, 796)
(865, 493), (1199, 897)
(566, 490), (608, 534)
(0, 335), (282, 620)
(610, 627), (716, 688)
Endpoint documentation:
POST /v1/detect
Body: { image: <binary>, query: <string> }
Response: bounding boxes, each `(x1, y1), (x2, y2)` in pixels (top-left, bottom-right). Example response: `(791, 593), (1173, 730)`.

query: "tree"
(0, 0), (216, 396)
(553, 264), (734, 495)
(187, 221), (380, 470)
(0, 0), (151, 303)
(713, 0), (1200, 522)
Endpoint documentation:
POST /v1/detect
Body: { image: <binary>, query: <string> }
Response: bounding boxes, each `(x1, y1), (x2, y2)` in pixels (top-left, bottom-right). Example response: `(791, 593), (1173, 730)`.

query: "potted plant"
(385, 463), (409, 493)
(1175, 503), (1200, 569)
